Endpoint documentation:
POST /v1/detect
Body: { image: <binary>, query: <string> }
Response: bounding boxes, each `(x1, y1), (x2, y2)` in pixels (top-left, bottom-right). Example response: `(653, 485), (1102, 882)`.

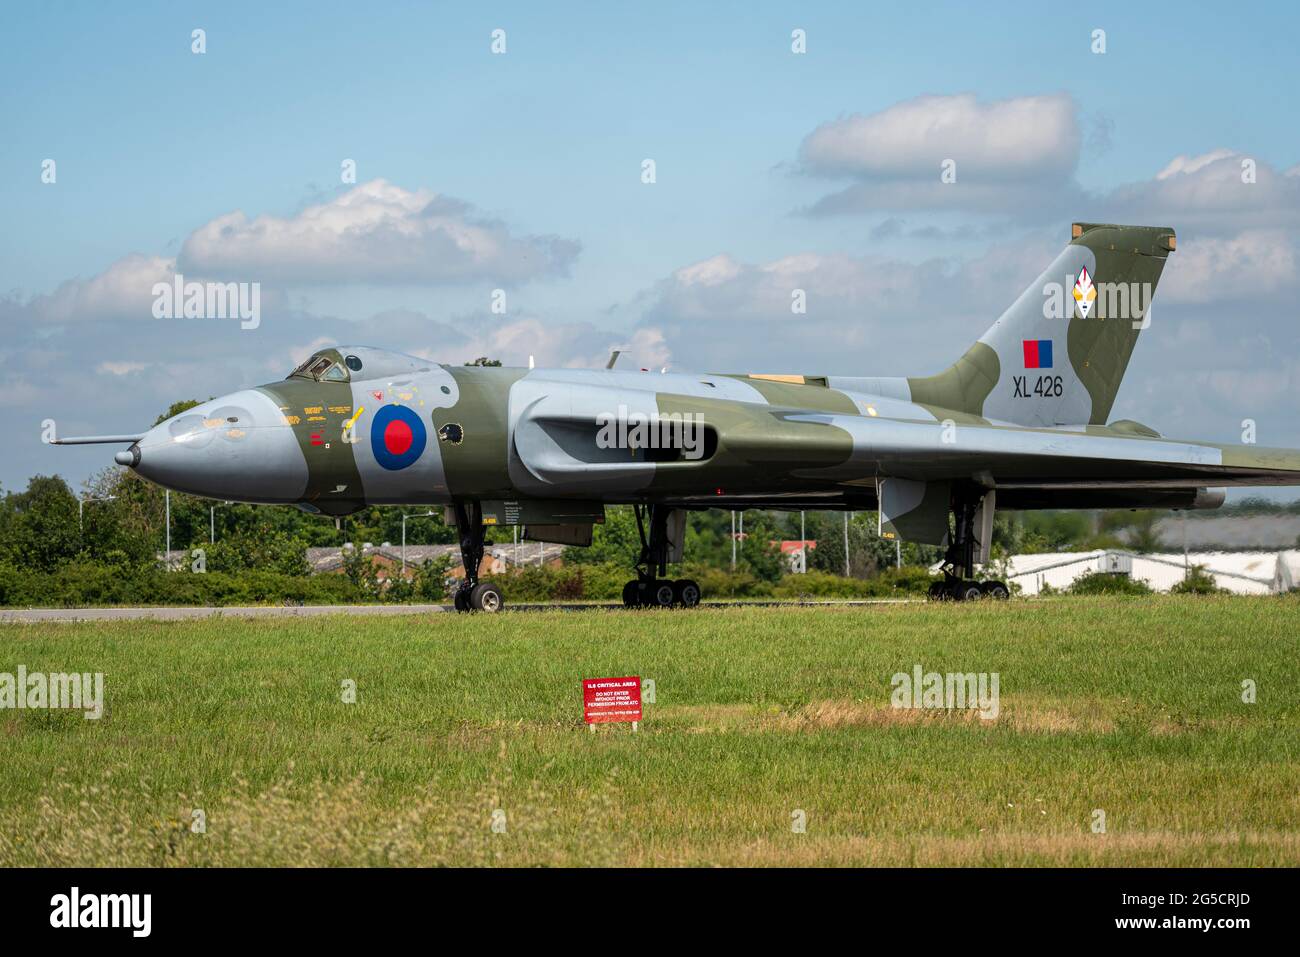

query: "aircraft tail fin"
(907, 223), (1176, 427)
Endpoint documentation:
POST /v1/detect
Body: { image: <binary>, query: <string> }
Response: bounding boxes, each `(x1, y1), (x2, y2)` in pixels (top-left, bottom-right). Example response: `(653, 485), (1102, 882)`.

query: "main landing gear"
(451, 501), (504, 613)
(621, 504), (701, 609)
(928, 496), (1009, 602)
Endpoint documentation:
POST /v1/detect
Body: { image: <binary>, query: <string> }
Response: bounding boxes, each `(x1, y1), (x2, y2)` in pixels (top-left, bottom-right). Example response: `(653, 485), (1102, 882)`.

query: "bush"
(772, 566), (937, 599)
(478, 562), (941, 602)
(0, 562), (366, 607)
(1068, 571), (1152, 595)
(486, 565), (616, 602)
(410, 554), (457, 601)
(1170, 565), (1227, 595)
(0, 556), (944, 607)
(204, 530), (309, 576)
(681, 564), (774, 598)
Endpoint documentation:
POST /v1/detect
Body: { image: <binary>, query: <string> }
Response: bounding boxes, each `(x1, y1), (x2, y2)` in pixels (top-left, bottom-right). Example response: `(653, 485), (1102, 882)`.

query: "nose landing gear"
(620, 504), (700, 608)
(452, 501), (505, 613)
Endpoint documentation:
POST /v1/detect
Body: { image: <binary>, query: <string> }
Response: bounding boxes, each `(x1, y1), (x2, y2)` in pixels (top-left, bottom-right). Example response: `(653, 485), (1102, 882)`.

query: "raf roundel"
(370, 405), (427, 470)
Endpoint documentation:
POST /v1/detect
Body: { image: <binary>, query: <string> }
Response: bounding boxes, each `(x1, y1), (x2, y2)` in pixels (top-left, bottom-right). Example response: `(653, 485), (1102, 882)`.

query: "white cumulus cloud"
(798, 93), (1082, 216)
(178, 179), (580, 284)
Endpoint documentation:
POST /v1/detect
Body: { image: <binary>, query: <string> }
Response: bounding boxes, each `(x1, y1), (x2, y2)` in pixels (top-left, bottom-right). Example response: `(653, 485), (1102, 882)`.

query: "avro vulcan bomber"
(55, 224), (1300, 610)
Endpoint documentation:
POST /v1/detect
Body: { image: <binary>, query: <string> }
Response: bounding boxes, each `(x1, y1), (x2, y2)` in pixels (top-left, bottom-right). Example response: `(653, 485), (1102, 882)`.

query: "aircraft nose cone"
(133, 390), (309, 503)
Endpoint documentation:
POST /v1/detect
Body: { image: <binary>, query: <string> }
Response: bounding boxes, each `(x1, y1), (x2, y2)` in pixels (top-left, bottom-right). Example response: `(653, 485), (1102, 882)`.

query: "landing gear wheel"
(980, 581), (1010, 600)
(650, 581), (676, 608)
(453, 585), (472, 613)
(949, 581), (983, 602)
(469, 582), (504, 613)
(452, 502), (492, 613)
(927, 581), (946, 601)
(624, 505), (703, 608)
(674, 579), (701, 608)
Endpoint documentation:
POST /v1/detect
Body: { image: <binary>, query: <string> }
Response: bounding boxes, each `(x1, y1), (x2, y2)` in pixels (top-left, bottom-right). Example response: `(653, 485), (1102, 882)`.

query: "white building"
(944, 549), (1298, 595)
(1273, 550), (1300, 592)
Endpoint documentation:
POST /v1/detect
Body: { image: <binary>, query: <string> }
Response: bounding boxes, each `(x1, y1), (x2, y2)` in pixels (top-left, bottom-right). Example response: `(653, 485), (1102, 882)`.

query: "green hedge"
(483, 563), (937, 602)
(0, 560), (940, 607)
(0, 563), (364, 607)
(1066, 570), (1153, 595)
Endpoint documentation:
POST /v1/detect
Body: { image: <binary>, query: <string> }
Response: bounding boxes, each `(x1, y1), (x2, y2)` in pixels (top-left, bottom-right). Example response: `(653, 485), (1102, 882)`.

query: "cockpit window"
(287, 353), (350, 382)
(286, 346), (427, 382)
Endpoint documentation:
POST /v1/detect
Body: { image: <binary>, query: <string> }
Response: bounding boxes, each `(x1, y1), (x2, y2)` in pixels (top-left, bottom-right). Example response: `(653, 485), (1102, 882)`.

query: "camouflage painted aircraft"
(54, 223), (1300, 609)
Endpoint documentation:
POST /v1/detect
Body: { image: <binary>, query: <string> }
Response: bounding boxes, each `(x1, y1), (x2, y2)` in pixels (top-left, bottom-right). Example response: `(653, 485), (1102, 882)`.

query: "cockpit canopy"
(286, 345), (434, 383)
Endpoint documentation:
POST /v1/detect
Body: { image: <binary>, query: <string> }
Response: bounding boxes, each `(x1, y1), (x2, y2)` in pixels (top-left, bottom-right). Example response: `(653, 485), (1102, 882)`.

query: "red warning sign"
(583, 676), (642, 724)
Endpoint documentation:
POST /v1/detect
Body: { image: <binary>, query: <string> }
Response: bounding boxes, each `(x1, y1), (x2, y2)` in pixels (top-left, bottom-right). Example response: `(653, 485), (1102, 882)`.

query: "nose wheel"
(452, 502), (505, 613)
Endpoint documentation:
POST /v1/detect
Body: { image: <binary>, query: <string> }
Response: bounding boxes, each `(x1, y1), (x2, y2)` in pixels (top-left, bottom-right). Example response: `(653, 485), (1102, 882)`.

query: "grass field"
(1, 596), (1298, 867)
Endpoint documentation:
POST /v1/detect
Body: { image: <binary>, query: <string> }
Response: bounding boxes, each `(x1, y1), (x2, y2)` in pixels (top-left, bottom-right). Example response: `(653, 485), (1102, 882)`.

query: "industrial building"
(984, 549), (1300, 595)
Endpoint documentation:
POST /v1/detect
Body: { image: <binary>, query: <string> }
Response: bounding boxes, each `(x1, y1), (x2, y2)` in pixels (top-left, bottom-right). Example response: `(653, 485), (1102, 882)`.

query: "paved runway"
(0, 599), (916, 623)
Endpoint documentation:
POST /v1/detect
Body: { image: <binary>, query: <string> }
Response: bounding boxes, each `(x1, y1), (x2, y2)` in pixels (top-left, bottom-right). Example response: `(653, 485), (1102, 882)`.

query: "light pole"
(1182, 510), (1189, 578)
(165, 490), (170, 557)
(400, 510), (437, 574)
(843, 511), (851, 577)
(731, 511), (736, 569)
(78, 494), (116, 531)
(800, 510), (806, 574)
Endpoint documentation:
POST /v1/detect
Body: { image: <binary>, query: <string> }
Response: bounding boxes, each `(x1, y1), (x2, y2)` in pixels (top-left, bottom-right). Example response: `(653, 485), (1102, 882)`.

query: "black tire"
(981, 581), (1010, 600)
(950, 581), (982, 601)
(453, 585), (471, 612)
(622, 581), (640, 608)
(674, 578), (701, 608)
(469, 582), (504, 613)
(927, 581), (946, 601)
(651, 580), (676, 607)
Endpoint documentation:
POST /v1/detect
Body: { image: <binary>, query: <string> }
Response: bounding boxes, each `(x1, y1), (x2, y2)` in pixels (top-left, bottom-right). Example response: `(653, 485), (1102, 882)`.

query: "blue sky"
(3, 1), (1299, 496)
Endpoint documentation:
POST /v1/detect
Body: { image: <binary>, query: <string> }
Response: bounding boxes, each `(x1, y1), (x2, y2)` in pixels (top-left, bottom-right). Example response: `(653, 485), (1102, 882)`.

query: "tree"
(341, 541), (380, 595)
(563, 507), (641, 565)
(79, 467), (156, 565)
(803, 511), (895, 578)
(464, 357), (502, 367)
(1122, 511), (1165, 553)
(204, 528), (309, 575)
(733, 511), (786, 582)
(0, 475), (81, 571)
(413, 553), (456, 600)
(153, 398), (204, 426)
(345, 506), (456, 547)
